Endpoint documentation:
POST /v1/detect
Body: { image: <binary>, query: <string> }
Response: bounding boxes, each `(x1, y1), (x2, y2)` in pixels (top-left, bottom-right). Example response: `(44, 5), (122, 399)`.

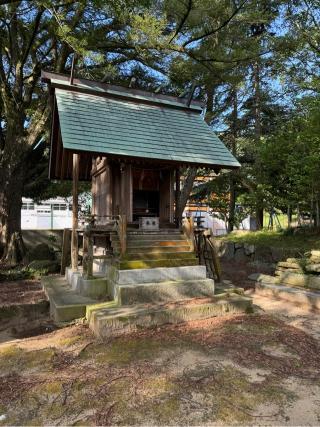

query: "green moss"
(219, 230), (320, 251)
(58, 335), (82, 347)
(0, 346), (54, 374)
(82, 336), (173, 365)
(33, 381), (63, 395)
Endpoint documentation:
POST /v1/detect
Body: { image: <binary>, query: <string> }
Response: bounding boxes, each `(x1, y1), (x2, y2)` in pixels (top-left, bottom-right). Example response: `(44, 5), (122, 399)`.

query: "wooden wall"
(92, 159), (174, 224)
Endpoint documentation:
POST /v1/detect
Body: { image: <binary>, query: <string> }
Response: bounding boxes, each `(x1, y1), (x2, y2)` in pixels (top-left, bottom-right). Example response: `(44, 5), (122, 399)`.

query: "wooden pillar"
(71, 153), (79, 270)
(175, 168), (181, 226)
(120, 162), (126, 216)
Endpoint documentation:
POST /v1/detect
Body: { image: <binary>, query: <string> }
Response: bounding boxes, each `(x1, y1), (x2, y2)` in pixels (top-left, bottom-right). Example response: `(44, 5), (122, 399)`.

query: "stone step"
(122, 251), (194, 261)
(42, 276), (109, 322)
(255, 282), (320, 311)
(112, 234), (185, 242)
(127, 229), (181, 235)
(115, 279), (215, 305)
(119, 257), (198, 270)
(113, 239), (190, 248)
(88, 294), (253, 338)
(115, 265), (207, 285)
(121, 245), (192, 254)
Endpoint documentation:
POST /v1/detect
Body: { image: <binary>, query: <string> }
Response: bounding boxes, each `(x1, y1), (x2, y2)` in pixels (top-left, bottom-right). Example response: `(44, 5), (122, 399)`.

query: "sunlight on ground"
(0, 313), (319, 426)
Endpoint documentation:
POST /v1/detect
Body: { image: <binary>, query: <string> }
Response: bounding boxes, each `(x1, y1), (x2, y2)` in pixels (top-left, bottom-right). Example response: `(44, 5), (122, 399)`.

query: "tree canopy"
(0, 0), (319, 261)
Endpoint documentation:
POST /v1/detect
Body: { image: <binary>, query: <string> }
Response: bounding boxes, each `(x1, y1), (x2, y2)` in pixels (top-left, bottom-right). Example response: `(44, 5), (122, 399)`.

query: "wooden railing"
(61, 214), (127, 277)
(194, 229), (221, 282)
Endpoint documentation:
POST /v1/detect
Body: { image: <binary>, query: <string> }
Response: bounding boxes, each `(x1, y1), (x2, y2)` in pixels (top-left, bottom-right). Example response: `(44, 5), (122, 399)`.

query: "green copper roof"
(55, 88), (240, 169)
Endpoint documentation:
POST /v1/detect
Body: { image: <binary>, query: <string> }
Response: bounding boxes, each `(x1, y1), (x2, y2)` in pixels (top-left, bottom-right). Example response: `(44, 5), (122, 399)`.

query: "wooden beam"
(71, 153), (79, 270)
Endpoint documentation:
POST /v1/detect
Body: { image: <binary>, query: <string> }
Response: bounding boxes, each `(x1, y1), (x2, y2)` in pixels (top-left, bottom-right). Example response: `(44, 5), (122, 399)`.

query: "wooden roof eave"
(51, 144), (239, 182)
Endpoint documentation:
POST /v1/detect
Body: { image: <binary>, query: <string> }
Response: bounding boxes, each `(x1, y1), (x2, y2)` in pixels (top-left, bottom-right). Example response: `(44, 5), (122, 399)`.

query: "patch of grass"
(219, 229), (320, 251)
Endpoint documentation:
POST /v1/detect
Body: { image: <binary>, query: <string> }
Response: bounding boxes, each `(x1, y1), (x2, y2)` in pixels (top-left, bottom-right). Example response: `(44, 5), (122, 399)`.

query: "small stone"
(234, 243), (243, 250)
(244, 244), (255, 256)
(305, 264), (320, 273)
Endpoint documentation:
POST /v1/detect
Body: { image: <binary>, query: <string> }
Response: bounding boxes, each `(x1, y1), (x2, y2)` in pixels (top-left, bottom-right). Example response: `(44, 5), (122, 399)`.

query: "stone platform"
(87, 293), (253, 339)
(43, 230), (253, 334)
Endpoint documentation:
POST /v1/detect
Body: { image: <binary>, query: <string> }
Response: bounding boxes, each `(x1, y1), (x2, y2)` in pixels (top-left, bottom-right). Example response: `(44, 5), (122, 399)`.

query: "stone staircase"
(111, 230), (198, 269)
(43, 229), (253, 336)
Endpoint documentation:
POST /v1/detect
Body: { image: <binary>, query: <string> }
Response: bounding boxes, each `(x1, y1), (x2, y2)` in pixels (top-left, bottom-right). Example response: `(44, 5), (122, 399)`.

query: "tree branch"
(169, 0), (192, 43)
(183, 0), (249, 47)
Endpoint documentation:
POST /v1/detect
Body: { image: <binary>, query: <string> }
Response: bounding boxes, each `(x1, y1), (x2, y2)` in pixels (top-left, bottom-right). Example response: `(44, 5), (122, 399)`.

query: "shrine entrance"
(132, 167), (173, 225)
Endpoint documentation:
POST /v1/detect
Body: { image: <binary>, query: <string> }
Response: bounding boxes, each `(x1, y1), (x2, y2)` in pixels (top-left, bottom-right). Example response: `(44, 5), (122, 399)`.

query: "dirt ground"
(0, 279), (46, 306)
(1, 270), (320, 426)
(220, 259), (275, 289)
(0, 298), (320, 426)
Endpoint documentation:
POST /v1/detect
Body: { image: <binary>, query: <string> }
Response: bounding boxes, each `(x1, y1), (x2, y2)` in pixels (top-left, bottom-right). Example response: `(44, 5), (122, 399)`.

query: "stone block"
(234, 243), (243, 250)
(116, 279), (215, 305)
(254, 246), (273, 263)
(308, 276), (320, 290)
(89, 294), (253, 338)
(219, 242), (234, 260)
(79, 277), (108, 298)
(65, 267), (82, 291)
(116, 265), (207, 286)
(248, 273), (278, 284)
(255, 283), (320, 311)
(244, 244), (255, 256)
(278, 272), (307, 287)
(234, 247), (247, 262)
(305, 264), (320, 273)
(277, 261), (301, 269)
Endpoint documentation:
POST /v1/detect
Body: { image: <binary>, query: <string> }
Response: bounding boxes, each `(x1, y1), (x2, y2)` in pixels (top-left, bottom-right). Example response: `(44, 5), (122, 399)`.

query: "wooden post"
(71, 153), (79, 270)
(175, 168), (181, 227)
(60, 228), (71, 275)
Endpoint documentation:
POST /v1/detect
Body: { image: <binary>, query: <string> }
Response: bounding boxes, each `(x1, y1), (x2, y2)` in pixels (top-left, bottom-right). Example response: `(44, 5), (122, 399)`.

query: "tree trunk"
(0, 116), (26, 264)
(287, 205), (292, 228)
(228, 86), (238, 233)
(175, 84), (216, 223)
(253, 60), (263, 229)
(255, 208), (264, 230)
(176, 168), (198, 221)
(0, 170), (26, 264)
